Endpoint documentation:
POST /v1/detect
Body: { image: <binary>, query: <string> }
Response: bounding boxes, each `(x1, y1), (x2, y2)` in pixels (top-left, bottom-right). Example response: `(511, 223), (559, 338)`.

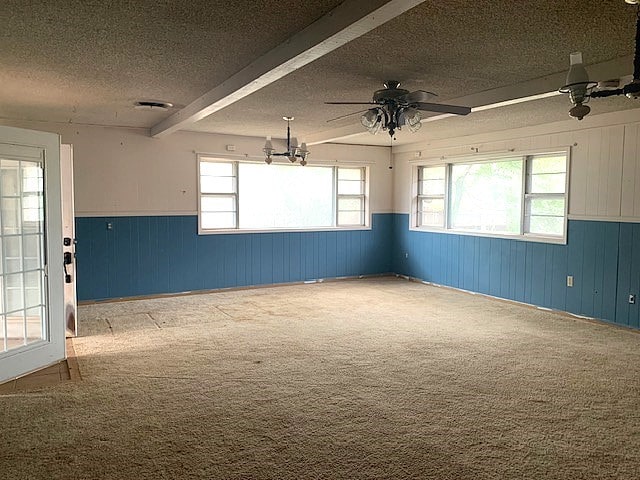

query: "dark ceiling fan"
(325, 81), (471, 137)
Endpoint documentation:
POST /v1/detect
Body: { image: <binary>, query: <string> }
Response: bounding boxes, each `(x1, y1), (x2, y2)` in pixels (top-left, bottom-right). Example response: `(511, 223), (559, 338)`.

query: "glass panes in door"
(0, 157), (46, 352)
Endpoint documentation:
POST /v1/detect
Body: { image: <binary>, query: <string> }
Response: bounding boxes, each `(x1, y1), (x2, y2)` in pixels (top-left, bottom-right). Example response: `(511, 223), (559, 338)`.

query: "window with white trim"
(414, 151), (568, 243)
(198, 157), (368, 232)
(417, 165), (446, 228)
(337, 167), (366, 226)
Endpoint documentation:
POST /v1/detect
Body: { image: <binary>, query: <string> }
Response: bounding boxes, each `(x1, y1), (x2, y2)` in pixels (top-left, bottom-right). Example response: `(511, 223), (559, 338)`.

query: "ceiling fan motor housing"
(373, 82), (410, 103)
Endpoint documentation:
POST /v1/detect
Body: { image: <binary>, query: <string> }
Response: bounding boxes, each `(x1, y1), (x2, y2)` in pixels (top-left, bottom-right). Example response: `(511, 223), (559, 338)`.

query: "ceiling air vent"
(133, 100), (173, 111)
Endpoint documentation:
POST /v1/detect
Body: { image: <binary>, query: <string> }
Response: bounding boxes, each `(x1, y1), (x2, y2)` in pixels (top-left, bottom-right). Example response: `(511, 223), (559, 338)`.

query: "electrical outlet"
(629, 294), (636, 305)
(405, 253), (409, 259)
(567, 275), (573, 287)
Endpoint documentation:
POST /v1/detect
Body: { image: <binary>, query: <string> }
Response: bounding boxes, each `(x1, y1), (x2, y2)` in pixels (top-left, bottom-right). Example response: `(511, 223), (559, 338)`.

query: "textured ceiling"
(0, 0), (343, 125)
(1, 0), (638, 145)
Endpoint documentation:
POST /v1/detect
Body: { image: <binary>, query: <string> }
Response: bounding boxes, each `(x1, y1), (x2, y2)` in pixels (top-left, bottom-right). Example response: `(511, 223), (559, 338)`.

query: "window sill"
(409, 226), (567, 245)
(198, 225), (372, 235)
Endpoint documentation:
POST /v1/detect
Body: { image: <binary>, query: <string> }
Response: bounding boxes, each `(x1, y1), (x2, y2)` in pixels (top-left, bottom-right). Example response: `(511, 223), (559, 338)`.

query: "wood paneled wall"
(75, 214), (393, 301)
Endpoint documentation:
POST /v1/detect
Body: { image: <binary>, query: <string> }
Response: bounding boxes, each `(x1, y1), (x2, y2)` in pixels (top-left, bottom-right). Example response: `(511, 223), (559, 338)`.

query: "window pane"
(26, 306), (43, 345)
(238, 163), (334, 229)
(419, 166), (445, 195)
(4, 236), (23, 274)
(338, 168), (363, 181)
(338, 197), (363, 211)
(200, 161), (234, 177)
(1, 159), (20, 196)
(528, 215), (564, 236)
(450, 159), (522, 234)
(419, 197), (444, 227)
(530, 155), (566, 174)
(201, 212), (236, 229)
(200, 176), (235, 194)
(23, 165), (43, 193)
(338, 211), (362, 225)
(24, 271), (42, 309)
(2, 197), (22, 235)
(530, 173), (566, 194)
(6, 312), (25, 349)
(23, 234), (43, 271)
(420, 179), (445, 196)
(201, 195), (235, 212)
(6, 273), (24, 312)
(528, 197), (565, 217)
(421, 166), (445, 181)
(338, 180), (363, 195)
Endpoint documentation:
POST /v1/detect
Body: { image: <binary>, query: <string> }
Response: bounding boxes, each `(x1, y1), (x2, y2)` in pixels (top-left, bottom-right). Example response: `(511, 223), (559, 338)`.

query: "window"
(449, 158), (522, 235)
(524, 154), (567, 236)
(337, 167), (366, 226)
(414, 151), (568, 243)
(198, 157), (368, 232)
(200, 161), (237, 229)
(417, 166), (446, 228)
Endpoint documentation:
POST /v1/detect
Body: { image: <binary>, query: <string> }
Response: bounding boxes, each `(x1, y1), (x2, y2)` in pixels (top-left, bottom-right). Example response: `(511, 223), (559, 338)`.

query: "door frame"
(0, 125), (65, 383)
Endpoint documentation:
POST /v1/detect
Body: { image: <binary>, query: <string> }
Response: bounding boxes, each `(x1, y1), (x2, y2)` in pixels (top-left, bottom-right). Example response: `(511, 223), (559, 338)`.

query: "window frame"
(199, 161), (238, 230)
(410, 148), (570, 244)
(416, 164), (447, 230)
(336, 166), (368, 227)
(197, 155), (371, 234)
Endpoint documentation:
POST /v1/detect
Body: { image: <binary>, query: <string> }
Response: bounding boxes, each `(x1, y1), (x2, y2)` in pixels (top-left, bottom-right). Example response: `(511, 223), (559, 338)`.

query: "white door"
(61, 144), (77, 337)
(0, 126), (64, 384)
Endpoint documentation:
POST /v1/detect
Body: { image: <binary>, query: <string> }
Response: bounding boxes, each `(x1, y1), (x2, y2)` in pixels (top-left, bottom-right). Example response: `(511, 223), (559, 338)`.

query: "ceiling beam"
(305, 55), (634, 145)
(150, 0), (428, 138)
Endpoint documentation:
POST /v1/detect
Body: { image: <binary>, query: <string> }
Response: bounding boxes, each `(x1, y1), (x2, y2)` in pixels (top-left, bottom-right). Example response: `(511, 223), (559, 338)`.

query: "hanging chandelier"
(262, 116), (310, 166)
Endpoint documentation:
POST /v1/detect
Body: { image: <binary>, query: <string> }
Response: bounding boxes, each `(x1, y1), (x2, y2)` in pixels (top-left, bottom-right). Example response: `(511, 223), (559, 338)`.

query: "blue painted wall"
(74, 212), (639, 330)
(75, 214), (393, 301)
(392, 214), (640, 329)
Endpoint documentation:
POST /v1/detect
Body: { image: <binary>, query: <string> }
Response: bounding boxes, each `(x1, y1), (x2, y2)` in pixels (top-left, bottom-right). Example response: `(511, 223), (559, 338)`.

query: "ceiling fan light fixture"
(564, 52), (591, 104)
(561, 0), (640, 119)
(361, 109), (380, 129)
(568, 103), (591, 120)
(408, 118), (422, 133)
(367, 119), (383, 135)
(404, 107), (422, 131)
(559, 51), (598, 120)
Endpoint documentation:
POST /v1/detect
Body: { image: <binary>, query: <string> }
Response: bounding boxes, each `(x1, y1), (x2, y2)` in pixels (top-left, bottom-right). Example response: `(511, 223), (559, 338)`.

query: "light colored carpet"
(1, 277), (639, 479)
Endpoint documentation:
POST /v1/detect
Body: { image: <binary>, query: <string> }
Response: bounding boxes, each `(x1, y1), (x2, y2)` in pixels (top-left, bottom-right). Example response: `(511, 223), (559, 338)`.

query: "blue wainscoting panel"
(75, 214), (393, 301)
(617, 222), (640, 328)
(392, 214), (636, 328)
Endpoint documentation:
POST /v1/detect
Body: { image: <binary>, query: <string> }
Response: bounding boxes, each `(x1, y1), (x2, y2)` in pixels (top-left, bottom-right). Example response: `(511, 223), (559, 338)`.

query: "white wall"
(0, 120), (393, 217)
(392, 108), (640, 222)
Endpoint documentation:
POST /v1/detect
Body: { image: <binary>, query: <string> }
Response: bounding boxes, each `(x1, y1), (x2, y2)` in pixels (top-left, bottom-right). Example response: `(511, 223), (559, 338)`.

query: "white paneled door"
(0, 126), (64, 384)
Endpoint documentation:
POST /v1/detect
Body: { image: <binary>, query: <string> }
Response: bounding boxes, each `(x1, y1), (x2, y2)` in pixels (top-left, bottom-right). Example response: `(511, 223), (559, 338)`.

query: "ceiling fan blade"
(326, 109), (370, 123)
(414, 102), (471, 115)
(324, 101), (378, 105)
(400, 90), (437, 103)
